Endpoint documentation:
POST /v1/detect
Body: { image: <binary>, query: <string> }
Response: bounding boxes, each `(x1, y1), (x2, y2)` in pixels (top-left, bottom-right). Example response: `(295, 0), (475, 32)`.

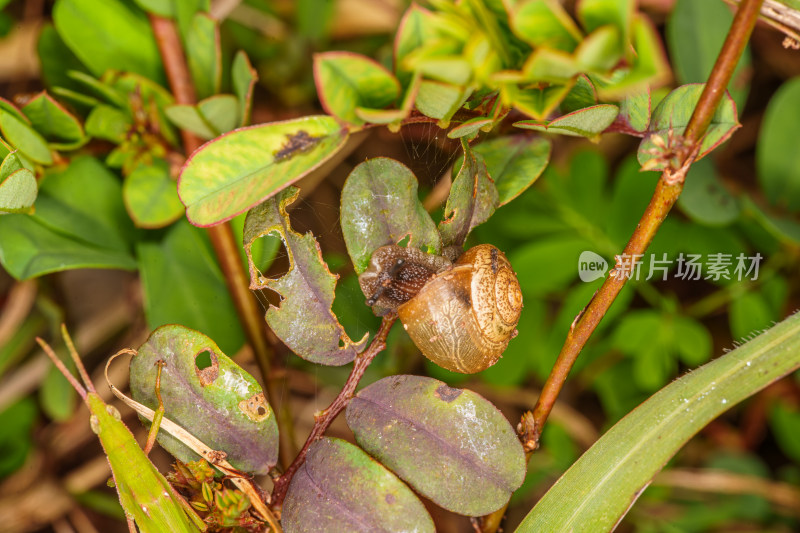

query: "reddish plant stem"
(270, 315), (398, 511)
(481, 0), (764, 531)
(148, 14), (297, 468)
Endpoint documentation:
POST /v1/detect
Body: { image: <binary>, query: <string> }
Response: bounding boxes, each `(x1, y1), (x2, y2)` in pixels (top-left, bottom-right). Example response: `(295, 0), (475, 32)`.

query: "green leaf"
(522, 48), (581, 84)
(473, 135), (550, 206)
(185, 13), (220, 101)
(123, 158), (184, 228)
(616, 89), (650, 133)
(517, 311), (800, 532)
(415, 80), (470, 124)
(504, 82), (572, 120)
(673, 316), (712, 367)
(314, 52), (400, 126)
(130, 325), (278, 475)
(178, 115), (349, 226)
(509, 235), (593, 295)
(678, 158), (740, 227)
(510, 0), (582, 52)
(561, 75), (598, 113)
(439, 144), (498, 246)
(667, 0), (750, 110)
(770, 401), (800, 463)
(729, 291), (775, 341)
(0, 156), (136, 279)
(133, 0), (175, 17)
(638, 84), (739, 171)
(0, 108), (53, 164)
(282, 438), (434, 532)
(340, 158), (441, 274)
(575, 25), (622, 72)
(243, 187), (368, 365)
(346, 375), (526, 516)
(21, 91), (86, 147)
(36, 24), (88, 92)
(85, 105), (131, 143)
(136, 219), (245, 354)
(446, 117), (493, 139)
(514, 104), (618, 140)
(40, 359), (78, 421)
(0, 398), (37, 477)
(577, 0), (633, 47)
(394, 5), (439, 86)
(166, 95), (240, 140)
(0, 152), (37, 214)
(53, 0), (165, 85)
(756, 77), (800, 212)
(232, 51), (258, 127)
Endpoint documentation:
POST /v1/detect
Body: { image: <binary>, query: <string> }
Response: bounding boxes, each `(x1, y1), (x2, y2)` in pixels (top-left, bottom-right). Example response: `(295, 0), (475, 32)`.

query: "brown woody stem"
(148, 14), (297, 468)
(270, 315), (398, 512)
(481, 0), (764, 530)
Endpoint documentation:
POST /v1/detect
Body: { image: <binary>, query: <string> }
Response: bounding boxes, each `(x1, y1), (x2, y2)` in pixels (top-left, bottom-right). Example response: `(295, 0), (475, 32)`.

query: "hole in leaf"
(195, 350), (213, 370)
(249, 232), (281, 277)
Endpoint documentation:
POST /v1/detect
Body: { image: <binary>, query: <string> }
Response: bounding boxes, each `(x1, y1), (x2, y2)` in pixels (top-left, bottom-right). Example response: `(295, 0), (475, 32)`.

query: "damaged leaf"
(439, 142), (498, 247)
(129, 325), (278, 475)
(244, 187), (368, 366)
(346, 375), (526, 516)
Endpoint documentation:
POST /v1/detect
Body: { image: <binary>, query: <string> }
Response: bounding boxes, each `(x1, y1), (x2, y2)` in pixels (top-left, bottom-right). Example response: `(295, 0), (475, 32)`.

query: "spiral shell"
(397, 244), (522, 373)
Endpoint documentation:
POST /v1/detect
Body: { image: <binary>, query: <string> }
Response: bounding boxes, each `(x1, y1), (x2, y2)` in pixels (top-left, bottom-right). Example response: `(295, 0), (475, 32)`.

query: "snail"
(359, 244), (522, 373)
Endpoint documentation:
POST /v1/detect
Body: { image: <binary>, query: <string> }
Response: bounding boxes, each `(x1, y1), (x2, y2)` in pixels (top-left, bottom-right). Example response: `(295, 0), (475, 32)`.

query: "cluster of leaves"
(1, 0), (800, 531)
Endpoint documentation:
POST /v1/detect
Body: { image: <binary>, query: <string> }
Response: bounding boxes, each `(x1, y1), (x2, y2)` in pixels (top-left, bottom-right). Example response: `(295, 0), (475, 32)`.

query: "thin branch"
(148, 14), (297, 468)
(270, 315), (398, 511)
(481, 0), (764, 530)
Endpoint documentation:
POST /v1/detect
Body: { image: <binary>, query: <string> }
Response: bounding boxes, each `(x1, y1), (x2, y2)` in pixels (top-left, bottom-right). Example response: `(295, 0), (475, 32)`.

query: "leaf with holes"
(129, 325), (278, 475)
(314, 52), (400, 126)
(346, 375), (526, 516)
(244, 187), (368, 366)
(515, 104), (619, 141)
(340, 158), (441, 275)
(178, 115), (349, 226)
(282, 438), (434, 533)
(638, 84), (739, 171)
(439, 142), (498, 247)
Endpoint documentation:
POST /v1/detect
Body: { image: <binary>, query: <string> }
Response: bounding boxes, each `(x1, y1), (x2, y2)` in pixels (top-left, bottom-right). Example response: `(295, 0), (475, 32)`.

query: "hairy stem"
(270, 315), (397, 512)
(481, 0), (764, 530)
(148, 14), (297, 468)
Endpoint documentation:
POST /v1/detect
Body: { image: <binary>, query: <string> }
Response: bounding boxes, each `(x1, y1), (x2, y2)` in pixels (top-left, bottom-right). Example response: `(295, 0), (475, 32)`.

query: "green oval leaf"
(130, 325), (278, 475)
(678, 157), (740, 227)
(515, 103), (619, 140)
(21, 91), (86, 147)
(510, 0), (582, 52)
(314, 51), (400, 126)
(517, 312), (800, 531)
(756, 77), (800, 212)
(178, 115), (349, 226)
(123, 159), (184, 228)
(283, 438), (434, 533)
(0, 108), (53, 165)
(53, 0), (165, 85)
(232, 51), (258, 127)
(244, 187), (368, 365)
(186, 12), (221, 101)
(638, 84), (739, 171)
(0, 152), (37, 214)
(340, 158), (441, 274)
(346, 375), (526, 516)
(473, 135), (551, 206)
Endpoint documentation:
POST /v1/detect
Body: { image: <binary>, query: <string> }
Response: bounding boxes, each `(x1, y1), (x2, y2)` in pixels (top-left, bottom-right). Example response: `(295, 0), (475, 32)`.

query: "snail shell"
(359, 244), (522, 373)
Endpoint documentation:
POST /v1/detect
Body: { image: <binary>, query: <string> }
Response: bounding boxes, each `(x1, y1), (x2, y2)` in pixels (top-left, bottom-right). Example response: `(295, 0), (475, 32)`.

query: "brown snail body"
(359, 244), (522, 373)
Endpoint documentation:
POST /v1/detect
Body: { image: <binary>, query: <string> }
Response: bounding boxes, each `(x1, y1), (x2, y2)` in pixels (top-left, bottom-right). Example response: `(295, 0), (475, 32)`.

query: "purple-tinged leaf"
(561, 75), (598, 113)
(341, 158), (441, 274)
(283, 438), (434, 533)
(346, 375), (526, 516)
(473, 135), (551, 206)
(314, 51), (400, 127)
(607, 89), (650, 135)
(514, 104), (619, 141)
(439, 143), (498, 246)
(178, 115), (349, 227)
(129, 325), (278, 475)
(638, 84), (739, 171)
(244, 187), (368, 365)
